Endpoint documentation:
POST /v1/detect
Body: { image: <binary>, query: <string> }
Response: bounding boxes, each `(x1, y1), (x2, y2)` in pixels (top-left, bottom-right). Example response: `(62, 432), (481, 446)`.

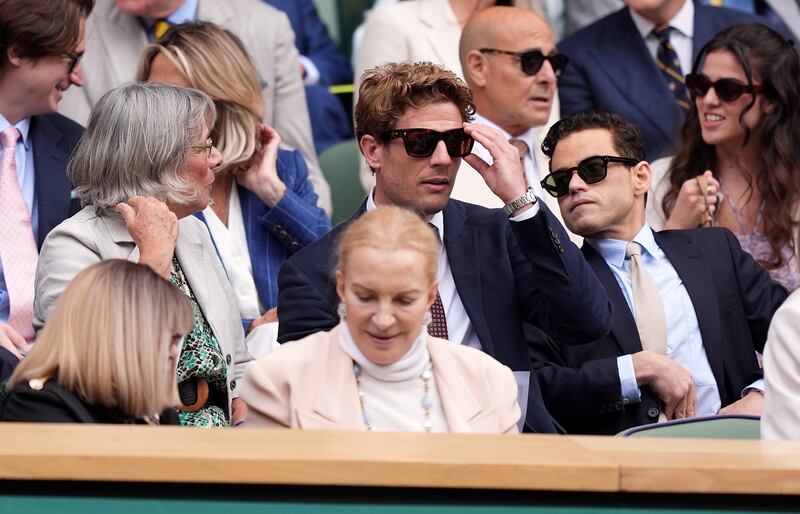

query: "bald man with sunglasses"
(453, 7), (575, 242)
(276, 62), (614, 434)
(531, 109), (787, 435)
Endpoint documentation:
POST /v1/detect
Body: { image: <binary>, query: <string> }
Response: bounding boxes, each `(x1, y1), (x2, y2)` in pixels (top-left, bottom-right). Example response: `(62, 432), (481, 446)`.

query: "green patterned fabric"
(169, 257), (229, 427)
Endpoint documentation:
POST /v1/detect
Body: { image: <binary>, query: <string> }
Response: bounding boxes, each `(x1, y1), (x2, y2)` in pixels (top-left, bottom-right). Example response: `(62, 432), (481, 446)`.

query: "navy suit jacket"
(262, 0), (352, 86)
(558, 3), (764, 160)
(531, 227), (788, 435)
(30, 113), (83, 248)
(196, 148), (330, 326)
(277, 199), (614, 433)
(262, 0), (353, 154)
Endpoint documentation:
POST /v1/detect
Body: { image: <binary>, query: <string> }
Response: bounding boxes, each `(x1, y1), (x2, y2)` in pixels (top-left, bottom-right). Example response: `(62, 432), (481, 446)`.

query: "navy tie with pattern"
(653, 24), (691, 111)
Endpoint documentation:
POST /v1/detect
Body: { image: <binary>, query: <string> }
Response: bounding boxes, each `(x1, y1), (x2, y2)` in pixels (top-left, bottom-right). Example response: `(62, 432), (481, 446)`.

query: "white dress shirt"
(366, 190), (538, 351)
(203, 183), (263, 320)
(588, 223), (723, 416)
(629, 0), (695, 75)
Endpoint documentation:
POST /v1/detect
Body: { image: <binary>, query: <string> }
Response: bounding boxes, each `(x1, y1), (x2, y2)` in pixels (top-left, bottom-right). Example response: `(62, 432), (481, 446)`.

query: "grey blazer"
(59, 0), (331, 214)
(33, 206), (252, 412)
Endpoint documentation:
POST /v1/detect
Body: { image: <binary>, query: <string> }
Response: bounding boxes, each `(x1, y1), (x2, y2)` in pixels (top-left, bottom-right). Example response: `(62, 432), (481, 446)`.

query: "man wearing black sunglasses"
(452, 7), (574, 241)
(531, 110), (787, 435)
(557, 0), (767, 161)
(0, 0), (92, 374)
(277, 62), (615, 434)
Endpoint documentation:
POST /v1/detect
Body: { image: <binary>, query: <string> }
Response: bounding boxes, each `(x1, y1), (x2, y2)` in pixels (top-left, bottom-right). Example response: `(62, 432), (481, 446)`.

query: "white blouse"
(338, 321), (449, 432)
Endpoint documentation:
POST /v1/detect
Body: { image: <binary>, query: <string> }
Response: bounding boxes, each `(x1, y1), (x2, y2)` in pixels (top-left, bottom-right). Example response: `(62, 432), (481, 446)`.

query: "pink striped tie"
(0, 127), (38, 341)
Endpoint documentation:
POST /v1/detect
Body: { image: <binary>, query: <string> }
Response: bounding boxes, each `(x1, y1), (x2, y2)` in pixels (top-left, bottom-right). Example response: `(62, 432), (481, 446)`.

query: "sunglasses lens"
(714, 79), (747, 102)
(578, 158), (608, 184)
(444, 130), (474, 157)
(403, 131), (438, 157)
(543, 170), (572, 197)
(685, 74), (710, 98)
(521, 51), (545, 75)
(549, 55), (569, 76)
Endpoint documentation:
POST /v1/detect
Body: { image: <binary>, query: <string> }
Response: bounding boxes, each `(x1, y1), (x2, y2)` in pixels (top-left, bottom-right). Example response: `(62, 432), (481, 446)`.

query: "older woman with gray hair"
(33, 82), (252, 428)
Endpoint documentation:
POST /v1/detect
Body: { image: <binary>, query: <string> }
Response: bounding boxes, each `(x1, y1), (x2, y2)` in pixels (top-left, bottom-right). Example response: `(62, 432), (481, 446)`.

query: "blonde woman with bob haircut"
(241, 206), (521, 433)
(34, 83), (253, 428)
(138, 22), (330, 331)
(2, 260), (192, 424)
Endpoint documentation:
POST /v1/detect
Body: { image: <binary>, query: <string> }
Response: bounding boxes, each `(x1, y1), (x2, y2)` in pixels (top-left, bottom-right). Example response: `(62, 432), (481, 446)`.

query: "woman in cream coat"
(34, 83), (252, 427)
(241, 206), (520, 433)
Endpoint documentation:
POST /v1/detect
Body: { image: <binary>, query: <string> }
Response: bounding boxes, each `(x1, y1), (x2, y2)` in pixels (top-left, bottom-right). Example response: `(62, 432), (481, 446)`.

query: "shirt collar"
(366, 188), (445, 240)
(472, 111), (536, 157)
(143, 0), (197, 27)
(0, 113), (32, 150)
(629, 0), (694, 40)
(586, 223), (660, 268)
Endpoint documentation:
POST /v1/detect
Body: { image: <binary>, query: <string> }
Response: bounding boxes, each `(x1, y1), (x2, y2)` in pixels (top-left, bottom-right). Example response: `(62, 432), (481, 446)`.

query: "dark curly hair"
(663, 23), (800, 269)
(541, 109), (646, 165)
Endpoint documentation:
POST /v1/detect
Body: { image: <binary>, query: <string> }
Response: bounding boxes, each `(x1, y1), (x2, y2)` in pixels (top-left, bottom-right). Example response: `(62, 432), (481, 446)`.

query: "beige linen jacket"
(240, 325), (520, 433)
(33, 206), (252, 413)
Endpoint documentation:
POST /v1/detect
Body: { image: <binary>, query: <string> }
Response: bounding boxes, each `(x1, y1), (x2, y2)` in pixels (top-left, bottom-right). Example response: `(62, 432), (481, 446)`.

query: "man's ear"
(632, 160), (652, 197)
(5, 45), (24, 67)
(360, 134), (383, 174)
(763, 98), (777, 115)
(464, 49), (489, 88)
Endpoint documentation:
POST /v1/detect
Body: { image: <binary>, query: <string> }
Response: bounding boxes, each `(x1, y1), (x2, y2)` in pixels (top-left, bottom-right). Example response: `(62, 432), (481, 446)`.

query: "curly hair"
(663, 23), (800, 269)
(354, 62), (475, 140)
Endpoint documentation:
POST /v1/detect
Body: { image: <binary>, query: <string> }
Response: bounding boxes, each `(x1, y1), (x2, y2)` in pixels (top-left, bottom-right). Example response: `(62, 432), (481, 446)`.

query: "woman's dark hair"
(664, 23), (800, 269)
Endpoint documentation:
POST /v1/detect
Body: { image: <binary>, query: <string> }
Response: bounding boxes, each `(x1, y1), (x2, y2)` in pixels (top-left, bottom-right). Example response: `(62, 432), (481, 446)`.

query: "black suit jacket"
(1, 379), (179, 424)
(30, 113), (83, 248)
(532, 227), (787, 435)
(558, 4), (768, 160)
(277, 199), (614, 433)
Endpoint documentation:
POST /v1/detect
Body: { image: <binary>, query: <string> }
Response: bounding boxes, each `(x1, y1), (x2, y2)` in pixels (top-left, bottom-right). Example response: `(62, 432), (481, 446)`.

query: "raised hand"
(235, 124), (287, 208)
(116, 196), (178, 278)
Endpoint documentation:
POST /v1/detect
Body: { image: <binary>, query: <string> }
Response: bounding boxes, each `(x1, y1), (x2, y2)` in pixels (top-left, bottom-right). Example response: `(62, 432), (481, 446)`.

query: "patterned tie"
(426, 223), (449, 339)
(0, 127), (38, 341)
(652, 24), (691, 111)
(626, 242), (668, 422)
(152, 18), (171, 40)
(625, 242), (667, 355)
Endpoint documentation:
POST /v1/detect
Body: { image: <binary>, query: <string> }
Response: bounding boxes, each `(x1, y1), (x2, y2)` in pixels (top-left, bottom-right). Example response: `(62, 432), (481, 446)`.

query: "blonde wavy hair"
(10, 260), (194, 419)
(137, 21), (264, 175)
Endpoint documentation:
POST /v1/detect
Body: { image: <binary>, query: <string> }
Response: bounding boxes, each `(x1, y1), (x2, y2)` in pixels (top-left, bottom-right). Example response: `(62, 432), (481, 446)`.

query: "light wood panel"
(574, 436), (800, 495)
(0, 424), (618, 491)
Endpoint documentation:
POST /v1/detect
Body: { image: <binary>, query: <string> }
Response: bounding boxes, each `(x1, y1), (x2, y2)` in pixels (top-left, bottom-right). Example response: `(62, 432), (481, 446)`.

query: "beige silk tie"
(626, 242), (667, 354)
(508, 138), (529, 171)
(626, 241), (668, 422)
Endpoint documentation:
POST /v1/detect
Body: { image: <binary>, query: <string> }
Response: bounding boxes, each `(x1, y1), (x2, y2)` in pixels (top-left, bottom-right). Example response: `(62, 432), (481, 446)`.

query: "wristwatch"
(503, 187), (538, 217)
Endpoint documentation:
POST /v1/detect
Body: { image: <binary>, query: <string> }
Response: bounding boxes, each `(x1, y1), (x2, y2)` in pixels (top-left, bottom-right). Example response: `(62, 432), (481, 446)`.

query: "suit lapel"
(654, 230), (725, 389)
(584, 9), (682, 145)
(174, 220), (215, 337)
(197, 0), (235, 26)
(238, 186), (269, 306)
(581, 243), (642, 355)
(428, 338), (482, 432)
(296, 327), (363, 429)
(102, 6), (149, 85)
(30, 116), (71, 249)
(418, 0), (459, 73)
(442, 202), (495, 356)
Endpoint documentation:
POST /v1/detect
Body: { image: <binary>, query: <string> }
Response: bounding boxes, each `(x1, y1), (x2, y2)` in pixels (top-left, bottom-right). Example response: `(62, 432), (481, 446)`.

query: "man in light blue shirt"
(0, 0), (89, 375)
(531, 110), (787, 434)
